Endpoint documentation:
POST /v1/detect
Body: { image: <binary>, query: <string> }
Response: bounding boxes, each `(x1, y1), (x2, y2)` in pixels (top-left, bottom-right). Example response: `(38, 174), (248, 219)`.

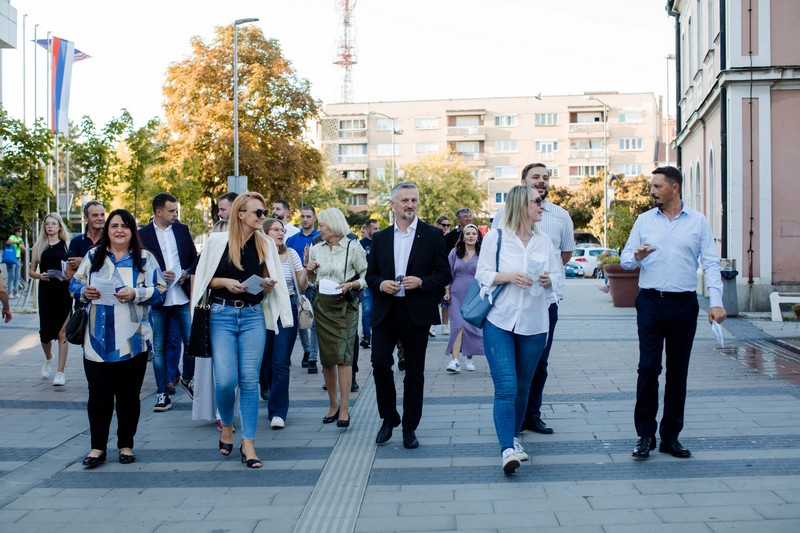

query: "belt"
(211, 297), (261, 308)
(641, 288), (696, 299)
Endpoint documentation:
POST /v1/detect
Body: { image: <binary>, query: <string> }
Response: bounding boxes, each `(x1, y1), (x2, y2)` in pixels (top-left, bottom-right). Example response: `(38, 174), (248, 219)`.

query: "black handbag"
(187, 289), (212, 358)
(65, 303), (88, 345)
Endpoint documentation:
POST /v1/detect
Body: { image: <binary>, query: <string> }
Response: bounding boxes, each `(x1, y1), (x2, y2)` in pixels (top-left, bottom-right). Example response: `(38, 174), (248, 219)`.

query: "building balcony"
(446, 126), (486, 141)
(337, 154), (368, 164)
(450, 152), (485, 166)
(568, 123), (605, 135)
(345, 178), (369, 189)
(338, 130), (368, 140)
(537, 152), (556, 162)
(569, 149), (605, 160)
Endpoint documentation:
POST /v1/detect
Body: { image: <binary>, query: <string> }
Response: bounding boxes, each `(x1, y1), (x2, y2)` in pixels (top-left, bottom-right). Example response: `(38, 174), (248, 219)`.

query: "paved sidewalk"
(1, 279), (800, 532)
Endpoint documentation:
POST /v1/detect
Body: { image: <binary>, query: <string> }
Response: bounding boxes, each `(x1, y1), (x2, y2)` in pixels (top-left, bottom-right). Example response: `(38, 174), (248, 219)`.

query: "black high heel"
(240, 445), (262, 469)
(219, 439), (233, 456)
(322, 407), (340, 424)
(82, 451), (106, 469)
(337, 415), (351, 428)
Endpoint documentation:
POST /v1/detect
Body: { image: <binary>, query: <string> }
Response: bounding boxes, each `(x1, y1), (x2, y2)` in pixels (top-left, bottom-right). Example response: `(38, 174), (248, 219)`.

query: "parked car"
(564, 262), (586, 278)
(570, 247), (617, 278)
(574, 231), (601, 246)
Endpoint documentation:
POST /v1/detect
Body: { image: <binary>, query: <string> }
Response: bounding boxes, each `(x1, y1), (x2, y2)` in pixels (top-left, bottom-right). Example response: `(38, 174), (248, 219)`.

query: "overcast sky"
(2, 0), (676, 128)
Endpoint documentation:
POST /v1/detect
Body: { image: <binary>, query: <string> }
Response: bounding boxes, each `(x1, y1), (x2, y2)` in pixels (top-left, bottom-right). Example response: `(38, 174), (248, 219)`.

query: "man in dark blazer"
(366, 182), (451, 449)
(139, 193), (198, 412)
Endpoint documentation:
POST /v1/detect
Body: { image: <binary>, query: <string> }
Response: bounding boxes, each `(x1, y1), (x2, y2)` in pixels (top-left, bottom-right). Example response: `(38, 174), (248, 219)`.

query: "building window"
(548, 166), (560, 178)
(454, 141), (480, 154)
(569, 165), (605, 177)
(414, 142), (439, 154)
(454, 116), (480, 127)
(415, 116), (438, 130)
(535, 140), (559, 153)
(618, 164), (643, 176)
(494, 114), (517, 127)
(494, 166), (517, 179)
(346, 194), (368, 206)
(494, 140), (518, 153)
(494, 192), (509, 204)
(535, 113), (559, 126)
(618, 111), (643, 124)
(375, 118), (395, 131)
(343, 170), (365, 180)
(619, 138), (643, 151)
(375, 167), (386, 180)
(338, 143), (367, 163)
(376, 143), (399, 156)
(339, 118), (366, 131)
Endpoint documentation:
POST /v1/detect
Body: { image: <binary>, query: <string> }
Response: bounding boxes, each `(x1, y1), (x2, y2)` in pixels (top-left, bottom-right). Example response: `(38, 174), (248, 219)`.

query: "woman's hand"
(114, 287), (136, 304)
(222, 278), (246, 294)
(538, 272), (552, 289)
(260, 278), (277, 294)
(39, 272), (50, 281)
(497, 272), (533, 288)
(305, 260), (319, 273)
(337, 281), (356, 294)
(84, 286), (101, 300)
(443, 290), (450, 302)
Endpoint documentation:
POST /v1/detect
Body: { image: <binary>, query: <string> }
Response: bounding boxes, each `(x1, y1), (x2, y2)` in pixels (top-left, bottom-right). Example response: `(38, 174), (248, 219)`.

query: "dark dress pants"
(371, 298), (430, 431)
(634, 290), (699, 440)
(524, 302), (558, 422)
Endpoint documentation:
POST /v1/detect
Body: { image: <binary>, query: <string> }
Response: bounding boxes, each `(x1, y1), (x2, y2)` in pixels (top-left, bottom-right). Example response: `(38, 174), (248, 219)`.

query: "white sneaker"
(465, 358), (476, 371)
(53, 372), (66, 387)
(440, 324), (450, 335)
(502, 448), (521, 474)
(513, 437), (529, 461)
(428, 327), (437, 337)
(41, 359), (53, 379)
(446, 359), (461, 373)
(270, 416), (285, 429)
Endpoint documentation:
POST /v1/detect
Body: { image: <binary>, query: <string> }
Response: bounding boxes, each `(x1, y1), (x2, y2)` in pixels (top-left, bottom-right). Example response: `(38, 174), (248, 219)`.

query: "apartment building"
(666, 0), (800, 310)
(319, 93), (662, 218)
(0, 0), (18, 106)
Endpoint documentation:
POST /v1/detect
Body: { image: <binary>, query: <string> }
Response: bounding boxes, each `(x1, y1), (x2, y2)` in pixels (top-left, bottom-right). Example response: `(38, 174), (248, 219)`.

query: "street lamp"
(369, 111), (402, 188)
(585, 95), (610, 248)
(665, 54), (676, 167)
(231, 17), (259, 193)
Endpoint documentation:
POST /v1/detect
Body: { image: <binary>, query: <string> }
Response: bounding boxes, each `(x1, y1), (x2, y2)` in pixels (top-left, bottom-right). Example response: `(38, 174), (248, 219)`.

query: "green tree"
(301, 169), (350, 214)
(117, 113), (167, 222)
(69, 113), (128, 205)
(162, 25), (323, 203)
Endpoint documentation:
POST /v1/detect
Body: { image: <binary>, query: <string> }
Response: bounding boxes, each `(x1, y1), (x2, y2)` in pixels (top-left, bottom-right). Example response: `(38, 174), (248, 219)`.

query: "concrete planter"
(603, 263), (640, 307)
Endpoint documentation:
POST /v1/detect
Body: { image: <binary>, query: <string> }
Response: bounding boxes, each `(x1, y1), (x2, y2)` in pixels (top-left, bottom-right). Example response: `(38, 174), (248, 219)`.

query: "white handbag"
(291, 259), (314, 330)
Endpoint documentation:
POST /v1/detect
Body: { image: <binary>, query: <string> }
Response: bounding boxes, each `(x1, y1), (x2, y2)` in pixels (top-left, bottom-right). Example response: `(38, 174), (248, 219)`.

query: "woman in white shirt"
(475, 185), (563, 474)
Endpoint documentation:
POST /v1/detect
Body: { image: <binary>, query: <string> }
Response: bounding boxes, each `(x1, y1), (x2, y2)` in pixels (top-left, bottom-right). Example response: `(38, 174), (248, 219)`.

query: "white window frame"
(494, 166), (517, 179)
(415, 116), (438, 130)
(535, 140), (559, 153)
(618, 138), (644, 151)
(493, 140), (518, 153)
(376, 143), (400, 156)
(338, 118), (366, 132)
(414, 142), (439, 155)
(494, 114), (518, 127)
(535, 113), (559, 126)
(375, 118), (394, 131)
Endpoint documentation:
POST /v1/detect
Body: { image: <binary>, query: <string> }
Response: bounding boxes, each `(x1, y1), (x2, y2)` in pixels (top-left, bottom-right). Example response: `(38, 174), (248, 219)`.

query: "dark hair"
(455, 208), (472, 218)
(13, 226), (22, 232)
(365, 218), (378, 226)
(273, 199), (290, 211)
(652, 166), (683, 190)
(90, 209), (146, 273)
(82, 200), (103, 218)
(218, 192), (238, 204)
(300, 205), (316, 215)
(520, 163), (549, 181)
(152, 192), (177, 212)
(455, 224), (482, 259)
(435, 215), (450, 225)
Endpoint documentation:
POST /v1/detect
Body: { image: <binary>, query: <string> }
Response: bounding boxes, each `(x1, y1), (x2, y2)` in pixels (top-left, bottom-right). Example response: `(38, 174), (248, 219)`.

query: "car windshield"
(572, 250), (585, 257)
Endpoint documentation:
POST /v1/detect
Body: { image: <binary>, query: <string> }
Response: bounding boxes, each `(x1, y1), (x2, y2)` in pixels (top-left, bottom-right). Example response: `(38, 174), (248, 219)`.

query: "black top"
(210, 235), (264, 304)
(68, 232), (100, 259)
(359, 237), (372, 258)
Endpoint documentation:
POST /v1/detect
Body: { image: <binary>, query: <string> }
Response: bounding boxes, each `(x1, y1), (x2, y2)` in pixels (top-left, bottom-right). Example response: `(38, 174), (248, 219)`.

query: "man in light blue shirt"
(621, 166), (727, 460)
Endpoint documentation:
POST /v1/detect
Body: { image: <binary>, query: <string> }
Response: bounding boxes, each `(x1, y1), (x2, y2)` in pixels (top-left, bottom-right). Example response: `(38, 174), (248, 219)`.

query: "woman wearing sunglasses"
(475, 185), (563, 474)
(190, 193), (293, 468)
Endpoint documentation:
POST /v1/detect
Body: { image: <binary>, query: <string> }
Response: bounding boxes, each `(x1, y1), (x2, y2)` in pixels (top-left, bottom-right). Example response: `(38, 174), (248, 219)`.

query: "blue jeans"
(525, 302), (558, 421)
(166, 311), (192, 383)
(151, 304), (193, 394)
(483, 320), (547, 453)
(262, 296), (299, 420)
(360, 288), (372, 339)
(297, 287), (318, 362)
(6, 262), (20, 293)
(210, 303), (266, 440)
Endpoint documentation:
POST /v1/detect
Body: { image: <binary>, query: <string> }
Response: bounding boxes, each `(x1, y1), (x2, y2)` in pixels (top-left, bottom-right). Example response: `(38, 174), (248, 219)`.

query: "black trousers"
(83, 353), (148, 451)
(634, 290), (698, 440)
(524, 302), (559, 422)
(371, 299), (430, 431)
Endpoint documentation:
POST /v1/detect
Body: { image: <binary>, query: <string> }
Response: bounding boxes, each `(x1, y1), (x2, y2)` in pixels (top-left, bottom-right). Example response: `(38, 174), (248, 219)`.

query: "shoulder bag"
(188, 287), (212, 358)
(66, 271), (90, 345)
(2, 245), (17, 265)
(290, 256), (314, 330)
(460, 229), (503, 328)
(342, 238), (363, 303)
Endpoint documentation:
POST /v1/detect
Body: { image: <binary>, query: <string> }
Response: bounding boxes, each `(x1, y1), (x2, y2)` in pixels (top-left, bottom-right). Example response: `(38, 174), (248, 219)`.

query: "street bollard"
(720, 258), (738, 317)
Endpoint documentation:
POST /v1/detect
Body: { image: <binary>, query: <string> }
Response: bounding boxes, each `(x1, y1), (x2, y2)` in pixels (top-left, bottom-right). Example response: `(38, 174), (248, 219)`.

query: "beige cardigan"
(190, 231), (294, 331)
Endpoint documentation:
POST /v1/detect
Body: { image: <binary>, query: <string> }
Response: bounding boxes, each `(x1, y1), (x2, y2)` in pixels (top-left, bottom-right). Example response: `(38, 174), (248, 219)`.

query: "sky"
(1, 0), (676, 129)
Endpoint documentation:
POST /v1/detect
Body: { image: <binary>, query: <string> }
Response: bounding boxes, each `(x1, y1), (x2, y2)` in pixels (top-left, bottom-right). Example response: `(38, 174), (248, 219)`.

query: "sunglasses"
(534, 198), (543, 206)
(244, 209), (269, 218)
(440, 223), (451, 228)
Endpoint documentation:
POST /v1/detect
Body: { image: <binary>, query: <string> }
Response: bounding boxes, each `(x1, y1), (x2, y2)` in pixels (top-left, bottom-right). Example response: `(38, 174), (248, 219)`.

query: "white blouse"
(475, 228), (563, 336)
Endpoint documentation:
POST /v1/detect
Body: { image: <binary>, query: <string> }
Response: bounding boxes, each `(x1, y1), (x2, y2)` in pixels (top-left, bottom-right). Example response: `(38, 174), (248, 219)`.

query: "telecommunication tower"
(333, 0), (357, 103)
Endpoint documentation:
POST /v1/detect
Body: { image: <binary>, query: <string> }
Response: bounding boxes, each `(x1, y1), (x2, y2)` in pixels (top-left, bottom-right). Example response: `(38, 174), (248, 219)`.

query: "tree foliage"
(162, 25), (323, 204)
(118, 115), (166, 222)
(68, 113), (128, 205)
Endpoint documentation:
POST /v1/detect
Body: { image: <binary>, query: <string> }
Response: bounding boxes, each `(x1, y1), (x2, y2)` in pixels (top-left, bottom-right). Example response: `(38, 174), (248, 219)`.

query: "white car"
(570, 247), (617, 278)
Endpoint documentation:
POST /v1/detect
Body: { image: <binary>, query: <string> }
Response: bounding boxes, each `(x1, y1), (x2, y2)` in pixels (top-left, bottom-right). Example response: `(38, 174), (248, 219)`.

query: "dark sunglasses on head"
(243, 209), (268, 218)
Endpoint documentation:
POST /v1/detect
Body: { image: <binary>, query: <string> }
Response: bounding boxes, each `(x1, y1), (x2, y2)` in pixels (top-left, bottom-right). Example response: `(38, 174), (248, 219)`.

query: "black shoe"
(240, 445), (262, 469)
(337, 415), (351, 428)
(521, 417), (554, 435)
(82, 451), (107, 469)
(323, 407), (340, 424)
(179, 378), (194, 400)
(632, 436), (657, 459)
(322, 383), (327, 391)
(308, 361), (318, 374)
(301, 352), (310, 368)
(376, 419), (400, 444)
(402, 429), (419, 449)
(351, 380), (360, 392)
(360, 337), (370, 349)
(659, 439), (692, 458)
(166, 381), (176, 395)
(119, 452), (136, 464)
(219, 439), (233, 456)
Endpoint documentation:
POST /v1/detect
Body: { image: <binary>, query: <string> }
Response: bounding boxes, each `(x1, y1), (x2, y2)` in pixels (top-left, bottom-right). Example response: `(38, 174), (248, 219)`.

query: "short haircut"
(652, 166), (683, 189)
(455, 208), (472, 218)
(435, 215), (450, 225)
(153, 192), (177, 212)
(273, 199), (290, 211)
(390, 181), (418, 200)
(218, 192), (238, 204)
(520, 163), (549, 181)
(316, 208), (351, 238)
(83, 200), (103, 218)
(365, 218), (378, 227)
(300, 205), (316, 215)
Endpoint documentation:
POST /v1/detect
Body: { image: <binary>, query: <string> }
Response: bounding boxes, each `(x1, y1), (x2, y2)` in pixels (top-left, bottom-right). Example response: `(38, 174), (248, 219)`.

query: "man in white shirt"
(272, 199), (300, 239)
(493, 163), (574, 435)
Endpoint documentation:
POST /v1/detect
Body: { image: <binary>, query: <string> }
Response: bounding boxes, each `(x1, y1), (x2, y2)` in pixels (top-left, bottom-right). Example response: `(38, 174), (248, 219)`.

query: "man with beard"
(622, 166), (726, 459)
(367, 182), (451, 449)
(272, 200), (300, 239)
(492, 163), (574, 435)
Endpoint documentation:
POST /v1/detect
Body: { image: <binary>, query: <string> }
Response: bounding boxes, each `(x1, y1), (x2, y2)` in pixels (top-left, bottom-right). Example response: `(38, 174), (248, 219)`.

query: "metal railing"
(447, 126), (485, 136)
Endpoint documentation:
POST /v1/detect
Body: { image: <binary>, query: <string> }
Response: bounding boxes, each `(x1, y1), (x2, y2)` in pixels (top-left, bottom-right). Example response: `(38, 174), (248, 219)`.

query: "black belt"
(641, 288), (696, 299)
(211, 297), (261, 308)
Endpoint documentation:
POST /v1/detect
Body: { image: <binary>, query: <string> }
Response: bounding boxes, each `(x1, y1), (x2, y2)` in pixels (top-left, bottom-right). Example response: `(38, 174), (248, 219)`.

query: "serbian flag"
(35, 37), (91, 134)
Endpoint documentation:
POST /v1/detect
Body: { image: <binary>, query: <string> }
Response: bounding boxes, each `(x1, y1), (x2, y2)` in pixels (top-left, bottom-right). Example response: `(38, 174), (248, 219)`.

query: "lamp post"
(665, 54), (676, 167)
(369, 111), (402, 188)
(585, 95), (610, 247)
(231, 17), (259, 193)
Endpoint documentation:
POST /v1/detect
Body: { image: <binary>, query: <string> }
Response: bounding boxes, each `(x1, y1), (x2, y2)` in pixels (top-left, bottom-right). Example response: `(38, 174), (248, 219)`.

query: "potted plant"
(600, 203), (641, 307)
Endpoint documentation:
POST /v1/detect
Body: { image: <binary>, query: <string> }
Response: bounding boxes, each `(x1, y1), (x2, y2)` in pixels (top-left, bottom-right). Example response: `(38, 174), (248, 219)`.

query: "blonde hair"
(316, 208), (350, 239)
(501, 185), (541, 235)
(227, 192), (270, 270)
(32, 213), (70, 263)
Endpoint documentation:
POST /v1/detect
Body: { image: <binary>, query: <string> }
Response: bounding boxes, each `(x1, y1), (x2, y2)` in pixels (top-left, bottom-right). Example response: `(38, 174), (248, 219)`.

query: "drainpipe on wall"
(666, 1), (682, 169)
(719, 0), (729, 259)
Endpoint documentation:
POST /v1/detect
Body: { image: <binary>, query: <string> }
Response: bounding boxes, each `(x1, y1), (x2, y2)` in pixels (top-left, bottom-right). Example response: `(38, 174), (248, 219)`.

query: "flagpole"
(22, 14), (27, 126)
(34, 24), (38, 124)
(46, 32), (52, 214)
